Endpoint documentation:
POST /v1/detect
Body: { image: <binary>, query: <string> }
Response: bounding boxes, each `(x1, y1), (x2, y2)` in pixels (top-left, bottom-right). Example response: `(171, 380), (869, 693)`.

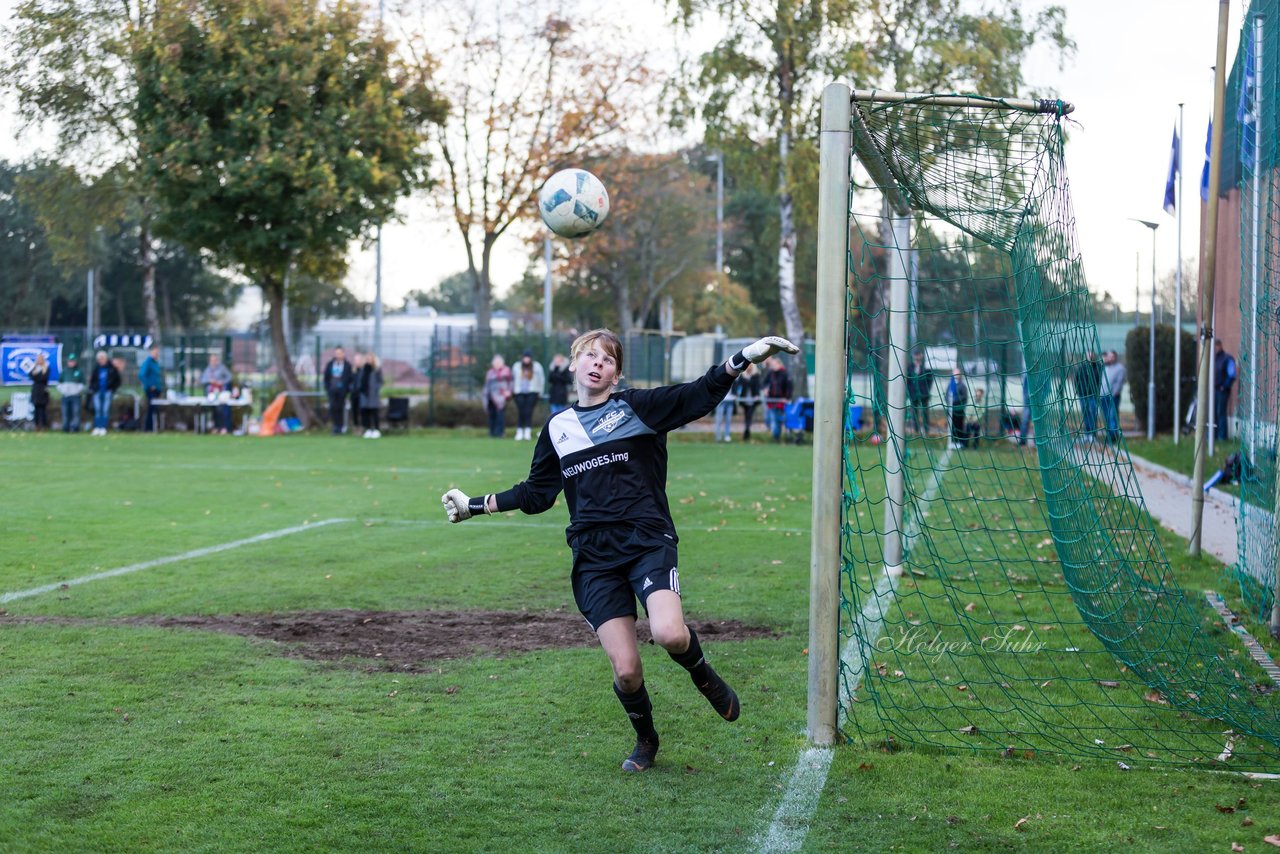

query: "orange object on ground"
(258, 392), (287, 436)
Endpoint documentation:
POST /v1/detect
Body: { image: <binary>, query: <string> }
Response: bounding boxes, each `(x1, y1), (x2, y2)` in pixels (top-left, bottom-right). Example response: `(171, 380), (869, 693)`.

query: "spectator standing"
(713, 364), (735, 443)
(323, 347), (353, 435)
(1073, 351), (1103, 441)
(349, 352), (365, 435)
(139, 345), (165, 433)
(763, 357), (793, 443)
(88, 350), (121, 435)
(1214, 339), (1237, 441)
(358, 353), (384, 438)
(1102, 350), (1126, 444)
(60, 354), (85, 433)
(1019, 371), (1032, 446)
(906, 350), (933, 436)
(28, 352), (50, 431)
(512, 349), (546, 441)
(946, 366), (969, 450)
(547, 353), (572, 415)
(483, 354), (513, 438)
(732, 363), (761, 441)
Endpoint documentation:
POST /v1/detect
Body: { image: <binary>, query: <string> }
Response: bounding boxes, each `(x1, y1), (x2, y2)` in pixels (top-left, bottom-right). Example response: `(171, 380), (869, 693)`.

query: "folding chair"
(385, 396), (411, 432)
(3, 392), (33, 431)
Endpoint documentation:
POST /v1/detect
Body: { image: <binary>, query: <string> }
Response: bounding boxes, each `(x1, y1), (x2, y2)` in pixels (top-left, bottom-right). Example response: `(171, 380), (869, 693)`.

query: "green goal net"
(1234, 3), (1280, 631)
(820, 87), (1280, 769)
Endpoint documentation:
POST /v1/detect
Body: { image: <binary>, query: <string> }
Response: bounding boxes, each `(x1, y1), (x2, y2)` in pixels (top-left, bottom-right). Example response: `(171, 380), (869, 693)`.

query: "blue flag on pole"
(1238, 24), (1257, 168)
(1200, 120), (1212, 202)
(1163, 125), (1179, 216)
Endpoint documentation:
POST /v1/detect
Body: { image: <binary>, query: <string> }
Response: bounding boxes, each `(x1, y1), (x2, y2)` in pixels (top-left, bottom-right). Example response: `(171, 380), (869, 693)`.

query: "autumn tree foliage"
(133, 0), (445, 423)
(397, 0), (653, 335)
(2, 0), (166, 343)
(548, 151), (723, 335)
(672, 0), (1072, 393)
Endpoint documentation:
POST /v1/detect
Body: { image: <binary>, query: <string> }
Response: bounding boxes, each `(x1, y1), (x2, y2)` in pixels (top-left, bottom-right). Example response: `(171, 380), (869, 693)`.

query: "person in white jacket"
(511, 349), (546, 441)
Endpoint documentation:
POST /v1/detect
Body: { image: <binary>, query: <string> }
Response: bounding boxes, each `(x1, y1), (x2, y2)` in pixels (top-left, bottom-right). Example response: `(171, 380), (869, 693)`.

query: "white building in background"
(306, 305), (512, 369)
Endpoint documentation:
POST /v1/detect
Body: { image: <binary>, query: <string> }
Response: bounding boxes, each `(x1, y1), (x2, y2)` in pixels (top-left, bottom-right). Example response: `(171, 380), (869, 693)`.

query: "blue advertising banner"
(1, 341), (63, 385)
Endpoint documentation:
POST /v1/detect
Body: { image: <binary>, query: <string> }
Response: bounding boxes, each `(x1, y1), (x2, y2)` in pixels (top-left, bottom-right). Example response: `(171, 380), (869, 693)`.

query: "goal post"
(807, 82), (851, 746)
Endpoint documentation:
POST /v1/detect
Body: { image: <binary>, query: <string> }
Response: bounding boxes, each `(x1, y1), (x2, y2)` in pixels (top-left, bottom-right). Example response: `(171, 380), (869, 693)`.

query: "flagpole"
(1174, 106), (1184, 446)
(1191, 0), (1232, 556)
(1250, 14), (1264, 469)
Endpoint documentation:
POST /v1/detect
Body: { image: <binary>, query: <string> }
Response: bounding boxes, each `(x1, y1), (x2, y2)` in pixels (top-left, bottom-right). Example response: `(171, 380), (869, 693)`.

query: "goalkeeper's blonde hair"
(570, 328), (623, 376)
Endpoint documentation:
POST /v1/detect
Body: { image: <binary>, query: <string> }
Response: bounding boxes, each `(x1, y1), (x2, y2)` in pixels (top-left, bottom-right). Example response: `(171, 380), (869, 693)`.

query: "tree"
(134, 0), (446, 424)
(552, 150), (718, 335)
(402, 271), (476, 314)
(674, 0), (1072, 393)
(399, 0), (652, 335)
(671, 0), (868, 392)
(3, 0), (165, 344)
(0, 160), (82, 328)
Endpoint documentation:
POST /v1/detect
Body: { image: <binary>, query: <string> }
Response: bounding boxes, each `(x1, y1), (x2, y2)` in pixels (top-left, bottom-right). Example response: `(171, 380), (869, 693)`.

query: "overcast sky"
(0, 0), (1248, 321)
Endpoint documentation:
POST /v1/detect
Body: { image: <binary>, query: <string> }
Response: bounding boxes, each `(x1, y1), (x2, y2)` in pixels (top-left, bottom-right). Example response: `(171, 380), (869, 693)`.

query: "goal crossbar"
(851, 89), (1075, 116)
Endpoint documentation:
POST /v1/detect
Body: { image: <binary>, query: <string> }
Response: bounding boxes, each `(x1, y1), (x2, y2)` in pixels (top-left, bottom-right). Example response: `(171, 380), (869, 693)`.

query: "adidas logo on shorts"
(642, 577), (653, 590)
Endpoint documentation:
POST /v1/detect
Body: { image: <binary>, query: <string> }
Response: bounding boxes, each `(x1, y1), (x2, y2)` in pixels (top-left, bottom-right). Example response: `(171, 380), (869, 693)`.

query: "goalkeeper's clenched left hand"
(441, 488), (491, 523)
(730, 335), (800, 372)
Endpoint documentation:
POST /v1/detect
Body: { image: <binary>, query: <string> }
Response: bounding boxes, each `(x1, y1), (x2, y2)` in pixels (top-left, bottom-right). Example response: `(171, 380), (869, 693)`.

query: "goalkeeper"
(442, 328), (799, 773)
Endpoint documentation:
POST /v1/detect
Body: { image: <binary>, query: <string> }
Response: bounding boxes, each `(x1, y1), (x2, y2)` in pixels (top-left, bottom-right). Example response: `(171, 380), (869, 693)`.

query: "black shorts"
(570, 527), (681, 631)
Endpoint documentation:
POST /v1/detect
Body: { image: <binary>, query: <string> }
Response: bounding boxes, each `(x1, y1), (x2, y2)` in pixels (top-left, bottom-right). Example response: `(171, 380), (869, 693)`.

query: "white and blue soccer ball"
(538, 168), (609, 238)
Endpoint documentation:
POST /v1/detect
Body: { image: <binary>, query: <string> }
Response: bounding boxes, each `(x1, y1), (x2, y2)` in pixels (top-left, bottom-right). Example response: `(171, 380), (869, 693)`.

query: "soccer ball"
(538, 168), (609, 238)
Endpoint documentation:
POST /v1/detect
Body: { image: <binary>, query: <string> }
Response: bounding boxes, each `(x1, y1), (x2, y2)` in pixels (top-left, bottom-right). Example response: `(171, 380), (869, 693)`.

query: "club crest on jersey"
(591, 409), (628, 435)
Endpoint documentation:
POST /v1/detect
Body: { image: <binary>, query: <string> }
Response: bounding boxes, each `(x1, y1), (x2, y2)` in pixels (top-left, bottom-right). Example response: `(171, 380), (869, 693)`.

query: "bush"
(1126, 324), (1197, 433)
(420, 395), (489, 428)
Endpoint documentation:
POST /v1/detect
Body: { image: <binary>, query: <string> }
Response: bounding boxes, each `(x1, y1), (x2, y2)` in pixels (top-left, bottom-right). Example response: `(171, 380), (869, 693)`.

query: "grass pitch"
(2, 430), (1279, 852)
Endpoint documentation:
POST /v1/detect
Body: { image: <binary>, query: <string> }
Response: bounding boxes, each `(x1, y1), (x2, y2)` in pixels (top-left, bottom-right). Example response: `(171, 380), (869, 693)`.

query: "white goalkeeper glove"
(730, 335), (800, 371)
(441, 488), (492, 523)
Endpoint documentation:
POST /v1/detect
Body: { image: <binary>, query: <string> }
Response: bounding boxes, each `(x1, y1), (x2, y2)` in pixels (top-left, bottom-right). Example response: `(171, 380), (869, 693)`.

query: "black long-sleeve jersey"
(493, 363), (735, 544)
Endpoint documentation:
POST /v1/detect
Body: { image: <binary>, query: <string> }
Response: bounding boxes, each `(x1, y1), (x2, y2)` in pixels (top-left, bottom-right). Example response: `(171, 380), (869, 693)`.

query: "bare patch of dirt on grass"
(2, 610), (776, 672)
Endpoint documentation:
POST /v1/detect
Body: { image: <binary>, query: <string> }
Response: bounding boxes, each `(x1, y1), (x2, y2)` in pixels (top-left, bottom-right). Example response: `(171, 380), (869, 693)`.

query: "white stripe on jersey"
(547, 408), (594, 459)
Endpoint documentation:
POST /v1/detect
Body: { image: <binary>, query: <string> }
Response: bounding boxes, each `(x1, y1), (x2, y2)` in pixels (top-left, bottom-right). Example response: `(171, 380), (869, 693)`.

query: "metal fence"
(3, 325), (696, 427)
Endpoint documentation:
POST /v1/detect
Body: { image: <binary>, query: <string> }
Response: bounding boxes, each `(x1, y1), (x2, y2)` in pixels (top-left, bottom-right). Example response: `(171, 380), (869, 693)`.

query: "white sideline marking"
(756, 447), (954, 853)
(754, 747), (835, 853)
(0, 518), (350, 604)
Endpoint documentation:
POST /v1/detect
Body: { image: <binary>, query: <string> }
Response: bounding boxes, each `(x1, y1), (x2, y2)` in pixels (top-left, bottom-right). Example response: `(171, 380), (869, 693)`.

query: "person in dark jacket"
(763, 357), (793, 442)
(906, 350), (933, 436)
(946, 366), (969, 449)
(88, 350), (122, 435)
(547, 353), (573, 415)
(732, 363), (761, 441)
(348, 352), (364, 435)
(323, 347), (353, 435)
(358, 353), (384, 438)
(1073, 351), (1104, 440)
(442, 329), (799, 773)
(1214, 339), (1237, 441)
(28, 352), (51, 430)
(60, 354), (85, 433)
(139, 345), (165, 432)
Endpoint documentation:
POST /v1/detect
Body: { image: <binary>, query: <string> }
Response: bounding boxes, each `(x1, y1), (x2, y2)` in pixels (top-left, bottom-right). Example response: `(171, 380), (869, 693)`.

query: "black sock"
(614, 681), (658, 743)
(669, 626), (712, 684)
